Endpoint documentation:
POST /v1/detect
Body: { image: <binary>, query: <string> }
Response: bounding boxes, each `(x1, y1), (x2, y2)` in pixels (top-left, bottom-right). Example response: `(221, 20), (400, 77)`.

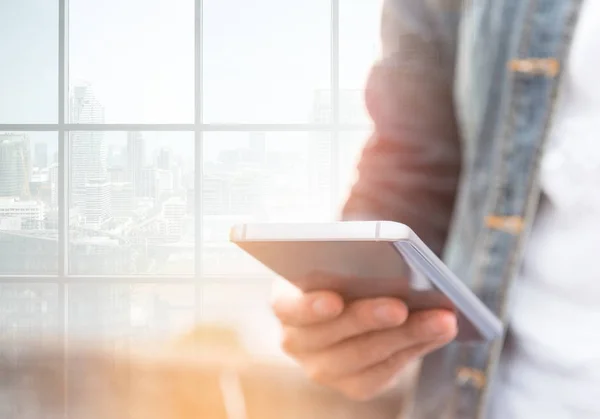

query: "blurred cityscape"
(0, 84), (368, 354)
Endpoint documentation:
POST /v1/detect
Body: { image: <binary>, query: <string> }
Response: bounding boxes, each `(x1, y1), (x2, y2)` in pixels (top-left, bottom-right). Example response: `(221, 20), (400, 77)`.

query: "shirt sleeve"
(341, 0), (462, 256)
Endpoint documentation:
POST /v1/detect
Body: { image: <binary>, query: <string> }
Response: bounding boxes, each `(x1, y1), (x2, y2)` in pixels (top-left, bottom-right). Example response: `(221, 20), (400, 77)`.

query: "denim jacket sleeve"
(341, 0), (462, 255)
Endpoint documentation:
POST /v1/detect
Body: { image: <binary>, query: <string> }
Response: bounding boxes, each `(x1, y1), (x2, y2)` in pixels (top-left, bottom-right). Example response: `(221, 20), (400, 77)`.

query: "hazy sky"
(0, 0), (382, 167)
(1, 0), (382, 122)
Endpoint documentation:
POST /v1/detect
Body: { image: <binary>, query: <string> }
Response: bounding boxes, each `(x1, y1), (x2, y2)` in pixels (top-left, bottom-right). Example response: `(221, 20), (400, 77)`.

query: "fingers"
(332, 339), (446, 401)
(270, 278), (459, 402)
(300, 309), (457, 384)
(396, 309), (457, 344)
(282, 298), (409, 353)
(270, 279), (344, 327)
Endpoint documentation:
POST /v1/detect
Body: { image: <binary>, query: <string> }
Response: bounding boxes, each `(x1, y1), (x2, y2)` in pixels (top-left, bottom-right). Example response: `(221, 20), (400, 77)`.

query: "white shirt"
(489, 1), (600, 417)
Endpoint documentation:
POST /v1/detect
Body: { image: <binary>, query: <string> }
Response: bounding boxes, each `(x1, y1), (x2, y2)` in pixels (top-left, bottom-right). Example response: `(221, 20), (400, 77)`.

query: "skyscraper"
(49, 163), (59, 209)
(107, 144), (126, 168)
(161, 197), (186, 241)
(156, 147), (173, 171)
(70, 84), (107, 209)
(0, 198), (44, 230)
(0, 133), (31, 199)
(83, 179), (111, 229)
(110, 182), (134, 217)
(127, 131), (145, 197)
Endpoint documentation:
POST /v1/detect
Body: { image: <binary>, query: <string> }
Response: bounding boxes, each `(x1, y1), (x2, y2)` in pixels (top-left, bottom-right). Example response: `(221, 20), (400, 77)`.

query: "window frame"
(0, 0), (375, 285)
(0, 0), (377, 408)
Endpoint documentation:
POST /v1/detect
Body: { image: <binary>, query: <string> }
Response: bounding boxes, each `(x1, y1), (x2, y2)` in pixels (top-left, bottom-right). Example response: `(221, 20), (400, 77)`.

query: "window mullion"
(330, 0), (340, 217)
(58, 0), (69, 277)
(58, 0), (70, 415)
(0, 123), (369, 132)
(194, 0), (204, 323)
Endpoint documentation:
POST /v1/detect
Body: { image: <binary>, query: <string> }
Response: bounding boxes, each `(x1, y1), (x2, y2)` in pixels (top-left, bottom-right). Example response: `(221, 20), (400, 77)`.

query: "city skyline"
(0, 82), (368, 278)
(0, 85), (367, 358)
(0, 0), (383, 362)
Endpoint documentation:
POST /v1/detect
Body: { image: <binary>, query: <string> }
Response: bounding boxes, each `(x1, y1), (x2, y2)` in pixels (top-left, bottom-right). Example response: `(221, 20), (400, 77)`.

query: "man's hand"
(270, 279), (457, 401)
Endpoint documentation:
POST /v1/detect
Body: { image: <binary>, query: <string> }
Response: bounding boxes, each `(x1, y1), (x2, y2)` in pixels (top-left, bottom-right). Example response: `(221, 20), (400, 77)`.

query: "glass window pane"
(67, 284), (133, 361)
(203, 0), (331, 123)
(127, 284), (196, 340)
(0, 132), (59, 275)
(0, 283), (60, 346)
(66, 283), (196, 414)
(68, 131), (195, 275)
(339, 0), (384, 124)
(201, 132), (333, 277)
(69, 0), (194, 123)
(67, 284), (195, 350)
(0, 1), (58, 123)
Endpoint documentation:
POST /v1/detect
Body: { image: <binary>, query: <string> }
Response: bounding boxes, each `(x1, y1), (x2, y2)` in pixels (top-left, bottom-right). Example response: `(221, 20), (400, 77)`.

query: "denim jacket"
(341, 0), (584, 418)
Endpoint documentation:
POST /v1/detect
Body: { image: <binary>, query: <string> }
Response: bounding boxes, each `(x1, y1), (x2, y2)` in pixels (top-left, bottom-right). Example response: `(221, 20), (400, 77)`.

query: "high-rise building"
(0, 133), (31, 199)
(127, 131), (145, 197)
(138, 167), (174, 203)
(107, 144), (126, 168)
(28, 168), (51, 203)
(83, 179), (110, 229)
(156, 147), (173, 170)
(171, 164), (183, 192)
(202, 175), (228, 215)
(108, 167), (128, 184)
(229, 171), (263, 215)
(34, 142), (48, 169)
(140, 167), (157, 201)
(110, 182), (134, 217)
(0, 198), (44, 231)
(156, 169), (174, 202)
(49, 163), (59, 209)
(161, 197), (186, 240)
(70, 84), (107, 209)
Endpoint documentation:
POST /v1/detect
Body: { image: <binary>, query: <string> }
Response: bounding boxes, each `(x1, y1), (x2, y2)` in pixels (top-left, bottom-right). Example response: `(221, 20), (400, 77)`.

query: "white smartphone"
(229, 220), (502, 342)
